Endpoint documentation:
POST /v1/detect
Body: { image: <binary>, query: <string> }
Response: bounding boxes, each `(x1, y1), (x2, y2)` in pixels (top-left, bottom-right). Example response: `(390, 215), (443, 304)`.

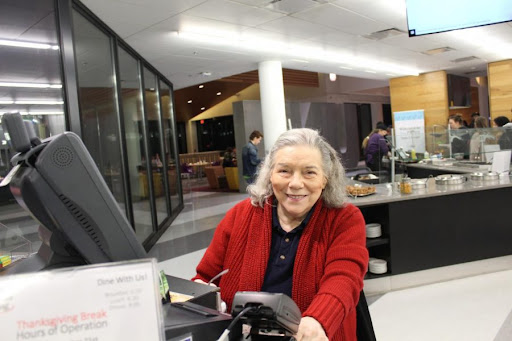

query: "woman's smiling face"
(271, 145), (327, 224)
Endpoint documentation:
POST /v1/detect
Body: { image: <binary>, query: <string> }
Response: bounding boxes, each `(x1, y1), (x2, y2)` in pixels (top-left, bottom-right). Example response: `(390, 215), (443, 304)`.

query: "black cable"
(216, 306), (259, 341)
(228, 306), (258, 331)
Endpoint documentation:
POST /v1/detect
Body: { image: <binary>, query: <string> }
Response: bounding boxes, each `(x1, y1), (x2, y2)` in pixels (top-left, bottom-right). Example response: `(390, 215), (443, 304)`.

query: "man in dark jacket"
(242, 130), (263, 184)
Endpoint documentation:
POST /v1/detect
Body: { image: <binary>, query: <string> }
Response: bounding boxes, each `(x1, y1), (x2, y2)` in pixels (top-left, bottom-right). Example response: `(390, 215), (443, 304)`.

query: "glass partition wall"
(0, 0), (183, 250)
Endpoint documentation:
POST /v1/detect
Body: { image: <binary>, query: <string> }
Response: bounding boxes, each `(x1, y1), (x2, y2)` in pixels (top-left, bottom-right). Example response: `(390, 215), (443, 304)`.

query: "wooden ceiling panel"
(174, 68), (319, 122)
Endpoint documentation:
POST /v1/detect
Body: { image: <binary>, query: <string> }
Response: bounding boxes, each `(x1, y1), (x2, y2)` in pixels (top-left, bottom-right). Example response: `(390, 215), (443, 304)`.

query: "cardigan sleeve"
(192, 202), (239, 284)
(303, 204), (368, 338)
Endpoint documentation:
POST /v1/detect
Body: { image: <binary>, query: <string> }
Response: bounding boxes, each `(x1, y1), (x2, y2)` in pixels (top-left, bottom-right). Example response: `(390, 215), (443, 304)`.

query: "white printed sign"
(0, 259), (164, 341)
(393, 110), (426, 153)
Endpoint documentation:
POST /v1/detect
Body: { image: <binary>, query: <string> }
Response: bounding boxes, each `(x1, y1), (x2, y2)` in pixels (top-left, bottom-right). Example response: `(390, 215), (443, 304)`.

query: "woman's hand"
(193, 278), (217, 287)
(294, 316), (328, 341)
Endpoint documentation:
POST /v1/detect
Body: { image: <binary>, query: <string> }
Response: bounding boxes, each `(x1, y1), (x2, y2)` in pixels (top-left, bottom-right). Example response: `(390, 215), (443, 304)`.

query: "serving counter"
(405, 161), (492, 178)
(349, 176), (512, 277)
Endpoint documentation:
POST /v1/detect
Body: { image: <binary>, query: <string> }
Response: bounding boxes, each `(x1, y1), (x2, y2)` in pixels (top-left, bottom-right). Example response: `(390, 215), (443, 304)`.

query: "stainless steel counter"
(406, 161), (491, 174)
(348, 175), (512, 207)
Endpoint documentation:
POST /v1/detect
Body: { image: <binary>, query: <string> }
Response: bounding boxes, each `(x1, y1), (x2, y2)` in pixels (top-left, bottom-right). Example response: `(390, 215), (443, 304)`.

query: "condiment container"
(400, 177), (412, 194)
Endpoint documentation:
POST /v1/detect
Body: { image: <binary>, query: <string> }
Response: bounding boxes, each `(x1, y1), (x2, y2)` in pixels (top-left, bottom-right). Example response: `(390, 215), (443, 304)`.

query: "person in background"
(222, 147), (235, 168)
(448, 114), (470, 159)
(361, 129), (379, 157)
(242, 130), (263, 184)
(468, 112), (480, 128)
(365, 122), (390, 172)
(193, 128), (368, 341)
(469, 116), (494, 161)
(493, 116), (512, 150)
(492, 116), (510, 128)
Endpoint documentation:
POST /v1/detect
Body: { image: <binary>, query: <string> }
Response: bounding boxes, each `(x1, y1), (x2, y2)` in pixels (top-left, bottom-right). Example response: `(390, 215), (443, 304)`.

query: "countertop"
(347, 175), (512, 207)
(405, 161), (492, 173)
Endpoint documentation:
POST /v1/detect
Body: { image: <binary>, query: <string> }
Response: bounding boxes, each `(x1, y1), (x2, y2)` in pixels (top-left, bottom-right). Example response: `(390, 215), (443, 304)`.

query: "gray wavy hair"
(247, 128), (348, 208)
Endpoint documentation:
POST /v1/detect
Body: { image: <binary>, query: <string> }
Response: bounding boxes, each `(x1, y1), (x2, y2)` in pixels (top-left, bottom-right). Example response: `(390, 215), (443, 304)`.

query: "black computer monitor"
(2, 112), (147, 274)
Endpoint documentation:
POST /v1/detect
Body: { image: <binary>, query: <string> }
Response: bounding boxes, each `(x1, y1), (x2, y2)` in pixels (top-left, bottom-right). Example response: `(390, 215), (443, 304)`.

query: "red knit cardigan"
(193, 197), (368, 341)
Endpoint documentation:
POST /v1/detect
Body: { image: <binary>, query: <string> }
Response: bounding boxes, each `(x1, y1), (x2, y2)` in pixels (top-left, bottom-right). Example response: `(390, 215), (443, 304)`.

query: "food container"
(400, 177), (412, 194)
(435, 174), (466, 185)
(469, 171), (499, 181)
(410, 178), (428, 189)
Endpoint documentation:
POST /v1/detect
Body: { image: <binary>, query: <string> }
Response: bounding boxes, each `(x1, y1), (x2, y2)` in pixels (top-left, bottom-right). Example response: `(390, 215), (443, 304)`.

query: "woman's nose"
(289, 172), (304, 188)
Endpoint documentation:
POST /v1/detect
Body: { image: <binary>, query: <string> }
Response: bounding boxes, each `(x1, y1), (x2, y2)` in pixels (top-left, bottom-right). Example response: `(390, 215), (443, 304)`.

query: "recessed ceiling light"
(339, 66), (354, 70)
(201, 107), (205, 110)
(216, 92), (221, 96)
(422, 47), (454, 55)
(200, 72), (212, 76)
(364, 70), (377, 74)
(187, 100), (192, 103)
(198, 84), (204, 88)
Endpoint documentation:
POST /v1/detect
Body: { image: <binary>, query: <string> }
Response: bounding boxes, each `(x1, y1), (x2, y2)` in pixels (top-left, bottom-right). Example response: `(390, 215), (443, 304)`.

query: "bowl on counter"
(469, 171), (499, 181)
(435, 174), (466, 185)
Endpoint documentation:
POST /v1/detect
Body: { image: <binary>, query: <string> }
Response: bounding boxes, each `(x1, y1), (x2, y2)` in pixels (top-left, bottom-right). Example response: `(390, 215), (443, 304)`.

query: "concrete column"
(258, 61), (287, 154)
(186, 120), (198, 153)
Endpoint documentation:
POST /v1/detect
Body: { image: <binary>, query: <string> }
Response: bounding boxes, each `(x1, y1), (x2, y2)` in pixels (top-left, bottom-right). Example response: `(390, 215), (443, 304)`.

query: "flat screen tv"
(1, 112), (148, 274)
(406, 0), (512, 37)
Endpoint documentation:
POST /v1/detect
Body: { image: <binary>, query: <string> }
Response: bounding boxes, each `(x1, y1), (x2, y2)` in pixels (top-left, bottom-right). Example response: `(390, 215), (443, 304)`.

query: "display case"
(426, 125), (511, 162)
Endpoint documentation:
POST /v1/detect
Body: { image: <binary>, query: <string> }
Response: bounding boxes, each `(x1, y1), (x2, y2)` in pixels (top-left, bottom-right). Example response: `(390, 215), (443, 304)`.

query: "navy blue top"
(261, 203), (315, 297)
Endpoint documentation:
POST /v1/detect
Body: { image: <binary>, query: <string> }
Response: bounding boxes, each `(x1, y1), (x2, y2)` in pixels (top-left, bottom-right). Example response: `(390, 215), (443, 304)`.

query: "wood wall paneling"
(390, 71), (449, 127)
(488, 59), (512, 120)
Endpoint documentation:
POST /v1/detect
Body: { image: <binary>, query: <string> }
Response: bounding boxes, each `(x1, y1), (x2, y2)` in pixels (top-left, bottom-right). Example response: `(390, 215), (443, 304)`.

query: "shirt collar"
(272, 202), (315, 235)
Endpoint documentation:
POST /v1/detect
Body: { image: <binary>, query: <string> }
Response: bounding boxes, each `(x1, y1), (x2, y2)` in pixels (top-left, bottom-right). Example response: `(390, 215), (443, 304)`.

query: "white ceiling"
(80, 0), (512, 90)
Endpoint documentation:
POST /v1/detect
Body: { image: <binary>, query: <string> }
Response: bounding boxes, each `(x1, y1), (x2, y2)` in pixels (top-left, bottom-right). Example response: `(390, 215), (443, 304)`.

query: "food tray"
(346, 185), (377, 197)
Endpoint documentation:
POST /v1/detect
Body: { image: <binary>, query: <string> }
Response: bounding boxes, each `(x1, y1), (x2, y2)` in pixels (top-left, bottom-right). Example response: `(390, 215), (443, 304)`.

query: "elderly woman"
(193, 128), (368, 341)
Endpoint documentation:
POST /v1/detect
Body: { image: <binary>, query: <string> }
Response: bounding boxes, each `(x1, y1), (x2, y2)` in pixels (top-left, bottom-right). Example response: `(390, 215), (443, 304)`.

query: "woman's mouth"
(287, 194), (306, 201)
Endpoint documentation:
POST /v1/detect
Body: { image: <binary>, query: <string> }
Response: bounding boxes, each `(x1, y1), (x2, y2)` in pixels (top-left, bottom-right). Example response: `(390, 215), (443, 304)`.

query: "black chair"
(356, 290), (377, 341)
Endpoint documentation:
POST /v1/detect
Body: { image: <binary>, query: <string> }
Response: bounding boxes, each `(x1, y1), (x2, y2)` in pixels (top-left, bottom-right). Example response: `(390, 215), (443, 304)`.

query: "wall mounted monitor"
(406, 0), (512, 37)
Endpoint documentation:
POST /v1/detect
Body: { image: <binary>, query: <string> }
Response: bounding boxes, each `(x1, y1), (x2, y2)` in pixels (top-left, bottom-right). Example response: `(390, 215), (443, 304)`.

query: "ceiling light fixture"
(0, 82), (62, 89)
(200, 72), (212, 76)
(0, 39), (59, 50)
(14, 100), (64, 105)
(13, 111), (65, 116)
(201, 107), (205, 110)
(216, 92), (221, 96)
(187, 100), (192, 103)
(176, 29), (421, 76)
(0, 100), (14, 104)
(339, 66), (354, 70)
(198, 84), (204, 88)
